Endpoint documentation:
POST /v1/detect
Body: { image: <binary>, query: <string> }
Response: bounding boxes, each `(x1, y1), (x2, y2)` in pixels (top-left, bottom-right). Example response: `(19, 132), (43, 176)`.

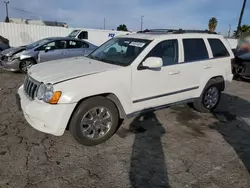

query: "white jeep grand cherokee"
(17, 30), (234, 146)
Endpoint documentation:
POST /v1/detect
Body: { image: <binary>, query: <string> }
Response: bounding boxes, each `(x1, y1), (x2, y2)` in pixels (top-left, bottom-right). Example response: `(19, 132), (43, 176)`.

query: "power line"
(11, 7), (42, 19)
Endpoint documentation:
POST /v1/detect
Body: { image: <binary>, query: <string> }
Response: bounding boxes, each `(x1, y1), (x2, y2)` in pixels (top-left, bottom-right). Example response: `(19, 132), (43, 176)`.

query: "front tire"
(19, 59), (36, 73)
(69, 96), (119, 146)
(192, 80), (221, 113)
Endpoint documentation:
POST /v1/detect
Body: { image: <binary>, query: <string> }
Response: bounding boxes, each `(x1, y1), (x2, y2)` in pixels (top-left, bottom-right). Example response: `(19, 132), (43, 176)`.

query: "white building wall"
(0, 22), (74, 47)
(0, 23), (131, 47)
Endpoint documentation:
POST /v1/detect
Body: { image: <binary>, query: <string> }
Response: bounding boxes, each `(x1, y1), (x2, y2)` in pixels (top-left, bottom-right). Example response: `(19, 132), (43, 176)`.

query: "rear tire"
(192, 80), (221, 113)
(19, 59), (36, 74)
(69, 96), (119, 146)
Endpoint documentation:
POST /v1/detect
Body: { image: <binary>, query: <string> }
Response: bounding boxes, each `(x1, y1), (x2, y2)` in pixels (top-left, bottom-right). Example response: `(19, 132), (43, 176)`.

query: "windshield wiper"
(88, 55), (123, 66)
(88, 55), (105, 61)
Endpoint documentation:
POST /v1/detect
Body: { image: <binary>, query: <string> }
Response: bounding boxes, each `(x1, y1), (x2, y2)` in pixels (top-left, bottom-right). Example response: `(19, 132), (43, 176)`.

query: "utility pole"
(140, 15), (144, 31)
(228, 24), (231, 38)
(4, 1), (10, 23)
(104, 18), (106, 30)
(237, 0), (247, 36)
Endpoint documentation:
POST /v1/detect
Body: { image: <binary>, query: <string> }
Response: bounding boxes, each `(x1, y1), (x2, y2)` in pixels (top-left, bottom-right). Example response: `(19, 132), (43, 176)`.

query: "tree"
(236, 0), (247, 35)
(233, 24), (250, 37)
(208, 17), (218, 32)
(117, 24), (128, 31)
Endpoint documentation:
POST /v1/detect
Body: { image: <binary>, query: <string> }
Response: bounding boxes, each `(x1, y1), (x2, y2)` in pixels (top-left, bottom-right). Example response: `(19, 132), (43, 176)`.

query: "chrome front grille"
(23, 76), (40, 100)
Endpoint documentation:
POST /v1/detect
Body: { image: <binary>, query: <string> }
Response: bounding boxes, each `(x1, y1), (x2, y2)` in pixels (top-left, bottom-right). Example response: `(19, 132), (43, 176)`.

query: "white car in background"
(68, 29), (132, 46)
(17, 29), (234, 146)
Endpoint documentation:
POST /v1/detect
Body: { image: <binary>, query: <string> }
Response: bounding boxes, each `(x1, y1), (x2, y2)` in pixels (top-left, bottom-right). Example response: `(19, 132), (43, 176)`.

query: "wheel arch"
(207, 76), (225, 91)
(65, 93), (127, 130)
(20, 57), (37, 63)
(19, 57), (37, 73)
(198, 75), (225, 96)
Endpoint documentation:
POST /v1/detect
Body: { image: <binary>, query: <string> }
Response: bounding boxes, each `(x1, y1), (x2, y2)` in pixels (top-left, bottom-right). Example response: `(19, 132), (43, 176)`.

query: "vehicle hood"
(28, 57), (122, 84)
(1, 46), (26, 56)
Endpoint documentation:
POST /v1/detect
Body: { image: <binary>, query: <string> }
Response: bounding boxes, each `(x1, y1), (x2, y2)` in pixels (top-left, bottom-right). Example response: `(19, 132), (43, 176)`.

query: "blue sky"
(0, 0), (249, 34)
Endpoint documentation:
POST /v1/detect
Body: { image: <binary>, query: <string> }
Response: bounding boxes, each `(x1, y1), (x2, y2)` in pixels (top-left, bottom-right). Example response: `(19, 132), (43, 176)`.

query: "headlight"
(37, 83), (62, 104)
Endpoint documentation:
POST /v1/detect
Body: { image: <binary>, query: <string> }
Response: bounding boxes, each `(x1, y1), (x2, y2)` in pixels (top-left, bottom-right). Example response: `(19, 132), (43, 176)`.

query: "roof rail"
(137, 29), (217, 34)
(137, 29), (178, 33)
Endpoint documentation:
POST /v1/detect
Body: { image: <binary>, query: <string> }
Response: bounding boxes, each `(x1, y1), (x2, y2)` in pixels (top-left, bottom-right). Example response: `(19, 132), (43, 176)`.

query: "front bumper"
(17, 85), (77, 136)
(0, 58), (20, 72)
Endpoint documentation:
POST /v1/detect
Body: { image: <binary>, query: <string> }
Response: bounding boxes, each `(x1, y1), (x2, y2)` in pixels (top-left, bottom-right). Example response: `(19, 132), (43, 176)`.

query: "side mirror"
(44, 46), (51, 53)
(141, 57), (163, 69)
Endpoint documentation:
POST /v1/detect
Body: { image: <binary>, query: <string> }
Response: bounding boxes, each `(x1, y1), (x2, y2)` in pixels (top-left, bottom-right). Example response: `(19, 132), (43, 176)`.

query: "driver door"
(132, 39), (183, 112)
(38, 40), (67, 63)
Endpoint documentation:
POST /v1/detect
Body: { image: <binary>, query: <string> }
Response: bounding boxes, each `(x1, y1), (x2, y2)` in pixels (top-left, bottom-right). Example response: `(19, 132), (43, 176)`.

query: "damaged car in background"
(232, 51), (250, 80)
(0, 35), (10, 52)
(0, 37), (97, 73)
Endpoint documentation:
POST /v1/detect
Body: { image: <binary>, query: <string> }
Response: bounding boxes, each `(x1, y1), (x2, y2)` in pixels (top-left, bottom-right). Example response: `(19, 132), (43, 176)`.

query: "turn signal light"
(49, 91), (62, 104)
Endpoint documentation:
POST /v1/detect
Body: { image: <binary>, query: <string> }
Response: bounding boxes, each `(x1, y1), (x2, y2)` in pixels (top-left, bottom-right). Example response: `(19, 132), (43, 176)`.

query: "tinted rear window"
(208, 39), (230, 58)
(183, 39), (209, 62)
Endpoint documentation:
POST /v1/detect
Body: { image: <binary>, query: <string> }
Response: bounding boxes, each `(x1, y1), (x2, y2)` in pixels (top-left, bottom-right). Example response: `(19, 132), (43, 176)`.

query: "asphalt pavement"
(1, 69), (250, 188)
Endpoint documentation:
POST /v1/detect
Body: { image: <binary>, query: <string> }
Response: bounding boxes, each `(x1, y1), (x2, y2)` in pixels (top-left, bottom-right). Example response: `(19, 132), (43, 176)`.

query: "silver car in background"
(0, 37), (97, 73)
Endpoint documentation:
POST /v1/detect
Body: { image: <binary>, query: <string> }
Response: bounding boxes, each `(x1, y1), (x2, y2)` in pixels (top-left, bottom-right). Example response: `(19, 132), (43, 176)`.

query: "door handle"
(204, 65), (212, 69)
(168, 70), (180, 75)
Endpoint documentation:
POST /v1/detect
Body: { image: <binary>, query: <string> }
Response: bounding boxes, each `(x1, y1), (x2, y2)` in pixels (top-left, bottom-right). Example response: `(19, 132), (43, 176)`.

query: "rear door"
(176, 38), (210, 100)
(206, 38), (231, 77)
(64, 40), (91, 58)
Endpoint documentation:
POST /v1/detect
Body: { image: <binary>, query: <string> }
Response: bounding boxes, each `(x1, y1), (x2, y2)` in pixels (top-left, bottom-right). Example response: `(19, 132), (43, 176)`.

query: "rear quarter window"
(208, 39), (230, 58)
(183, 38), (209, 62)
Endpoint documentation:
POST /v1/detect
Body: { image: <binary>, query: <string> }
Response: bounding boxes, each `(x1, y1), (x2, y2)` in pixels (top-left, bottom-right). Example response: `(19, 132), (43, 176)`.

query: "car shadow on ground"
(209, 93), (250, 173)
(127, 112), (170, 188)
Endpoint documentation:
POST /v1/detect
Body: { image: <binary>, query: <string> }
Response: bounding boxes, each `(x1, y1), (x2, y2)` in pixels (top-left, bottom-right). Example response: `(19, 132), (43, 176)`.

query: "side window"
(183, 39), (208, 62)
(208, 39), (230, 58)
(80, 41), (89, 48)
(40, 40), (67, 50)
(67, 40), (77, 49)
(78, 31), (88, 40)
(67, 40), (89, 48)
(54, 40), (67, 49)
(147, 40), (178, 66)
(39, 42), (55, 51)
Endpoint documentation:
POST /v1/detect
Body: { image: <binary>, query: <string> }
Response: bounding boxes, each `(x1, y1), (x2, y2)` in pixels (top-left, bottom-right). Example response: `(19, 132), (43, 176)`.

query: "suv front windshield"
(26, 39), (52, 50)
(88, 37), (151, 66)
